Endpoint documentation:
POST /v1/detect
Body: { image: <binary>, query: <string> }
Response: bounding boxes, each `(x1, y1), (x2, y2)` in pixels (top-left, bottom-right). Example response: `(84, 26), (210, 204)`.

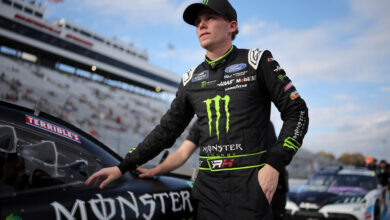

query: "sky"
(44, 0), (390, 161)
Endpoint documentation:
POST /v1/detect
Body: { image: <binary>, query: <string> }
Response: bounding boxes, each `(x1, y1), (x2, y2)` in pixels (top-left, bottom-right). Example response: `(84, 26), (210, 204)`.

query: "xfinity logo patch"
(192, 70), (209, 82)
(225, 63), (247, 73)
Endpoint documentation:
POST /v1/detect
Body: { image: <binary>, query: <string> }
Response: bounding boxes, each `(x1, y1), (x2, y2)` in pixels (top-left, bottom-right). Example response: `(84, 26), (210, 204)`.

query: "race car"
(286, 166), (383, 220)
(0, 100), (194, 220)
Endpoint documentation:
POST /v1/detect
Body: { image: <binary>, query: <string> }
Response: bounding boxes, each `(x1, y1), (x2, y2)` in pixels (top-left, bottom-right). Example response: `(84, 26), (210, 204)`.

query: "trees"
(317, 151), (335, 160)
(338, 153), (365, 166)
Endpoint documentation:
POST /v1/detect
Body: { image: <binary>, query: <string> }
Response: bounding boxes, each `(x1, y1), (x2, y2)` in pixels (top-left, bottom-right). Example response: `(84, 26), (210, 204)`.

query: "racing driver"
(86, 0), (309, 219)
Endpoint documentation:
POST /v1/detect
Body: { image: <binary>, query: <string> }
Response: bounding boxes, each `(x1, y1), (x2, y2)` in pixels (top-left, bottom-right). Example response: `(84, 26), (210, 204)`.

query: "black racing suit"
(266, 121), (289, 220)
(118, 46), (309, 219)
(187, 121), (289, 220)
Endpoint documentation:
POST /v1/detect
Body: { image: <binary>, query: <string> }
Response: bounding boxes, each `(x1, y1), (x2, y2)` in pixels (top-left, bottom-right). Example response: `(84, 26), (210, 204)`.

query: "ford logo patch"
(225, 63), (247, 73)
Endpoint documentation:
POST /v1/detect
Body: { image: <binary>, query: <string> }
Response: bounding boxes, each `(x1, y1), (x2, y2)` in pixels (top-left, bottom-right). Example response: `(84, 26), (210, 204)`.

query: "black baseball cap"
(183, 0), (237, 26)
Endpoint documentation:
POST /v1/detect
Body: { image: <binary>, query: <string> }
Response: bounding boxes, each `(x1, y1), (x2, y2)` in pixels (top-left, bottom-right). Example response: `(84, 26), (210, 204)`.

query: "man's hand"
(258, 164), (279, 204)
(136, 167), (160, 178)
(84, 166), (122, 189)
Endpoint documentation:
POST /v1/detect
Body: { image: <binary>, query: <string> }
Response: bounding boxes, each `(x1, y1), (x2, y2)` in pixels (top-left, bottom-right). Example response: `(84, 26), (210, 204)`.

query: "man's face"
(195, 8), (236, 50)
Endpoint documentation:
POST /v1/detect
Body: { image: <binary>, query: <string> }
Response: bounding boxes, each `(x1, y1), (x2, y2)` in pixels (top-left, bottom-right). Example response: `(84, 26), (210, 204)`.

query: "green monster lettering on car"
(203, 95), (230, 140)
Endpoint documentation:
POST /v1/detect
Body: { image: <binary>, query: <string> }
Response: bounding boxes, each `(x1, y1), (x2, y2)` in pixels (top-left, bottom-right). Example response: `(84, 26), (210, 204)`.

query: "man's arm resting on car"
(84, 166), (122, 189)
(137, 140), (197, 178)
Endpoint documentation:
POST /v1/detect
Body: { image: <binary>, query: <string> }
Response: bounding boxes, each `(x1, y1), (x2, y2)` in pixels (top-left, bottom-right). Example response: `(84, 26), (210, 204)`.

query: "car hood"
(288, 185), (367, 208)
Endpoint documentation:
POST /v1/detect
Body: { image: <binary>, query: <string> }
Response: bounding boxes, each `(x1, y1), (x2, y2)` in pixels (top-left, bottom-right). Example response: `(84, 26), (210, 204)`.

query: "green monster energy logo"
(203, 95), (230, 139)
(202, 0), (209, 5)
(283, 137), (301, 152)
(278, 74), (286, 82)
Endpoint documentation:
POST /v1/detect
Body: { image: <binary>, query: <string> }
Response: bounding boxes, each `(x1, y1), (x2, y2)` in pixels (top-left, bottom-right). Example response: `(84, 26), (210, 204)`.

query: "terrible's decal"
(25, 115), (81, 143)
(51, 190), (193, 220)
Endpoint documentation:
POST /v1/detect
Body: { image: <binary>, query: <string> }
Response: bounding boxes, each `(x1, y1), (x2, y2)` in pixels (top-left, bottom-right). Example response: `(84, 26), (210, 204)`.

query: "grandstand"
(0, 53), (198, 170)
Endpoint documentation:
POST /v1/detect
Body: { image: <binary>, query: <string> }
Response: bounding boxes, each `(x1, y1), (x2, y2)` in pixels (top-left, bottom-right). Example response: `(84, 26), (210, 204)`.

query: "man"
(136, 121), (288, 219)
(85, 0), (309, 219)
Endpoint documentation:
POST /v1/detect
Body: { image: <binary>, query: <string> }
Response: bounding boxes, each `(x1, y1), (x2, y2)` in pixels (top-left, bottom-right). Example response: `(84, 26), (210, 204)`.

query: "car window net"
(0, 123), (102, 195)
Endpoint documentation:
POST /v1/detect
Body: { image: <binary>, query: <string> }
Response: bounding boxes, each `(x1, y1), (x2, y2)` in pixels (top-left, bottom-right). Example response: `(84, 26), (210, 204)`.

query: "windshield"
(0, 121), (103, 196)
(307, 173), (377, 191)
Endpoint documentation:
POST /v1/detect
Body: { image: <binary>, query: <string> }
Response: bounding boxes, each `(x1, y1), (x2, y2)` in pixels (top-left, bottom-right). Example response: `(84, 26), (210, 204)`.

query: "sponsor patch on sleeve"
(267, 57), (275, 62)
(284, 82), (294, 92)
(273, 65), (284, 73)
(290, 91), (300, 100)
(25, 114), (81, 143)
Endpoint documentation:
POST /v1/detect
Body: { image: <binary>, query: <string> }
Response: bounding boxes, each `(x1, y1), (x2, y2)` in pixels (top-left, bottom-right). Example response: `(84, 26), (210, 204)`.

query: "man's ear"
(229, 20), (238, 38)
(229, 20), (238, 33)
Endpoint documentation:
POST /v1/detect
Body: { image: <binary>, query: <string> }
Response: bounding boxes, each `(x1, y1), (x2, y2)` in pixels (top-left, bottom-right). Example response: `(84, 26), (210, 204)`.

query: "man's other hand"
(136, 167), (159, 178)
(84, 166), (122, 189)
(258, 164), (280, 204)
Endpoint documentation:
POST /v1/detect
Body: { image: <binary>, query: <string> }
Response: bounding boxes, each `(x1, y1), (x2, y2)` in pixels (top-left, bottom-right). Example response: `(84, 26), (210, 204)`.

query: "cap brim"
(183, 3), (208, 26)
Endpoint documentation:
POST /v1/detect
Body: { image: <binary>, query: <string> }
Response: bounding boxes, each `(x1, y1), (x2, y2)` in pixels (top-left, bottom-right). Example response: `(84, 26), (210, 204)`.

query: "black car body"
(0, 100), (194, 220)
